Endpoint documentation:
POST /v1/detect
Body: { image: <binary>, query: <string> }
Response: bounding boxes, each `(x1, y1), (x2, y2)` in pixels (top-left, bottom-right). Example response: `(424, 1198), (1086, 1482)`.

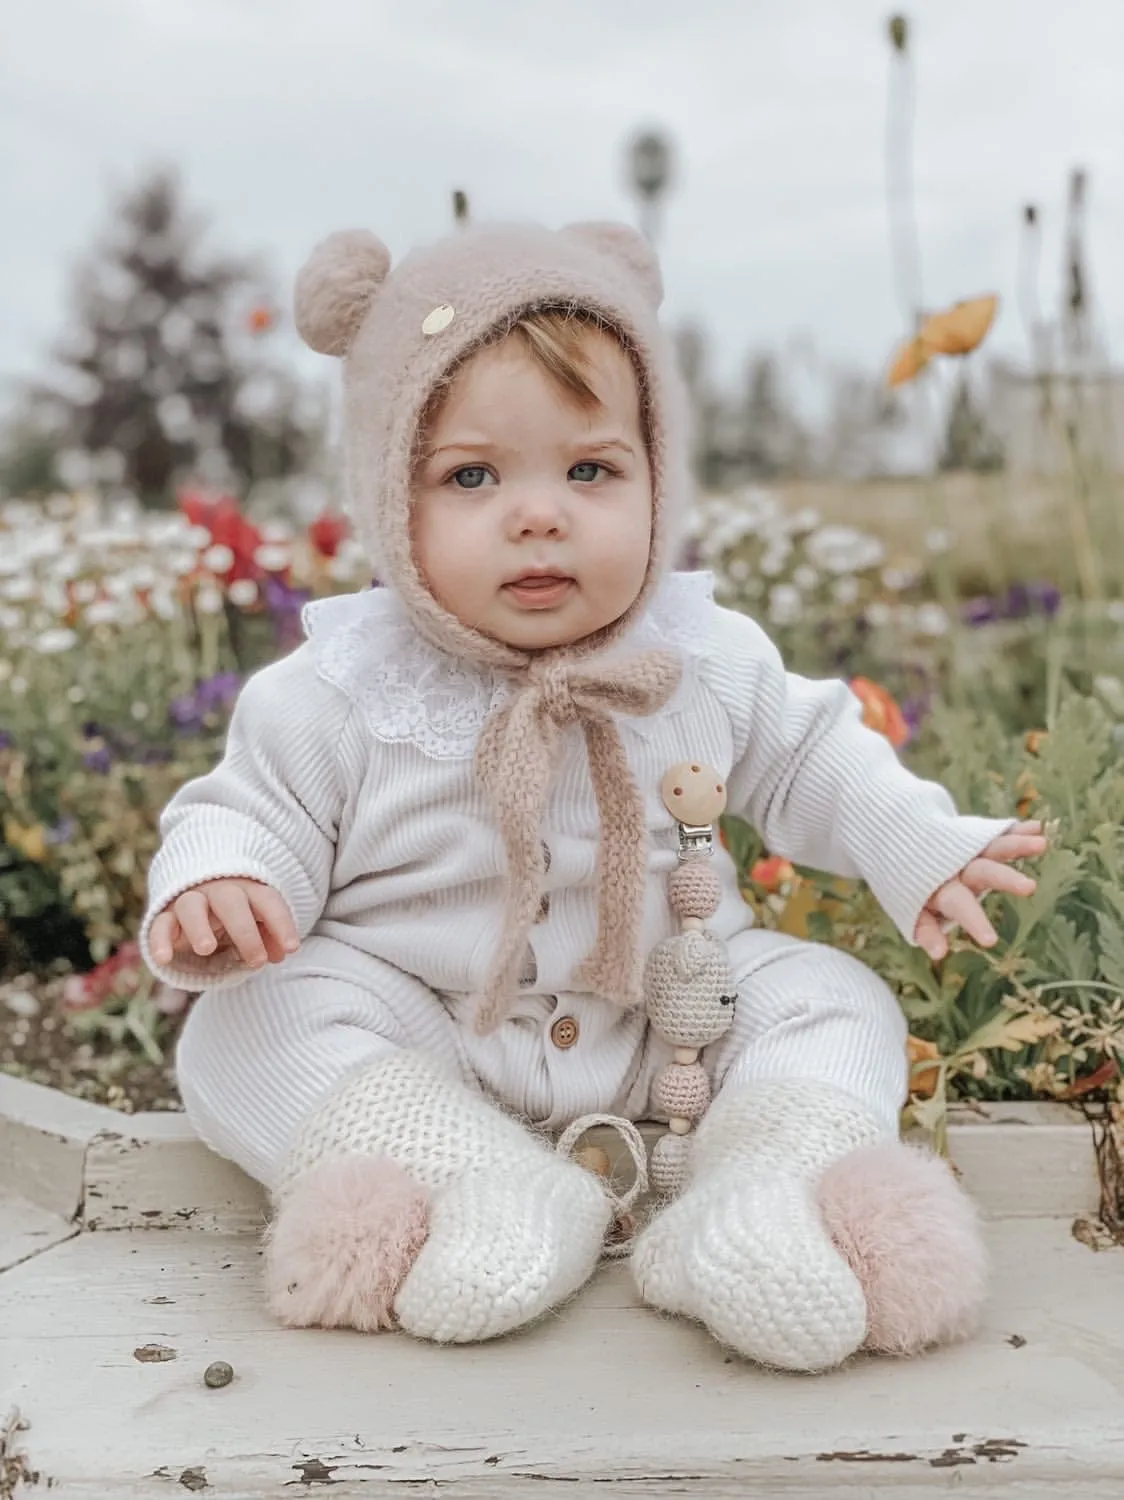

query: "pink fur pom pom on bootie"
(817, 1138), (989, 1357)
(264, 1155), (430, 1332)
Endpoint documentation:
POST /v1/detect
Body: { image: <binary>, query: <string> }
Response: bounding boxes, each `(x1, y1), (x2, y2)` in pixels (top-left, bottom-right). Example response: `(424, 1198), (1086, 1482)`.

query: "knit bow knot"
(474, 646), (683, 1034)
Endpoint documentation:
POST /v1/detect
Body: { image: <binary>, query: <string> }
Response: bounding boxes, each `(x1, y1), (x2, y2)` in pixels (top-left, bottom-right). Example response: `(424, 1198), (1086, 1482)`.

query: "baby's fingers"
(959, 858), (1037, 898)
(173, 889), (221, 957)
(983, 830), (1048, 863)
(245, 884), (300, 962)
(149, 910), (180, 965)
(206, 885), (269, 968)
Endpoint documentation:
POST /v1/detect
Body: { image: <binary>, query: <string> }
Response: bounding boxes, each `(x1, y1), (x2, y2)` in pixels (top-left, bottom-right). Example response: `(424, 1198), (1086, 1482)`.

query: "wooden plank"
(0, 1078), (1104, 1231)
(0, 1192), (77, 1273)
(0, 1074), (108, 1220)
(83, 1126), (268, 1235)
(2, 1219), (1122, 1496)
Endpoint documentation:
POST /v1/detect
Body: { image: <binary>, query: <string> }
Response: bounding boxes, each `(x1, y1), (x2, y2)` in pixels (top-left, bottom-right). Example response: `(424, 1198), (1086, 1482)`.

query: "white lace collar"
(302, 571), (714, 761)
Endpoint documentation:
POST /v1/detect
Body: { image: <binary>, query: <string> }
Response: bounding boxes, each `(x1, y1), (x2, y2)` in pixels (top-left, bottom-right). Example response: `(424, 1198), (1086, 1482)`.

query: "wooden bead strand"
(643, 762), (737, 1200)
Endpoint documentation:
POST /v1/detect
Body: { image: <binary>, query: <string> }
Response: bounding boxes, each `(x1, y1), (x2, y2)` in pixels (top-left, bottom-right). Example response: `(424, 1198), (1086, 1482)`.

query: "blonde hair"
(505, 309), (608, 409)
(415, 307), (644, 467)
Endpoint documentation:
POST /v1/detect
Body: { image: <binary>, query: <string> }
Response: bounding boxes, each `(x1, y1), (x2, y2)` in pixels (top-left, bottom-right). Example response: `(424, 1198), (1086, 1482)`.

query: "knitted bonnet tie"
(293, 216), (692, 1032)
(474, 649), (682, 1034)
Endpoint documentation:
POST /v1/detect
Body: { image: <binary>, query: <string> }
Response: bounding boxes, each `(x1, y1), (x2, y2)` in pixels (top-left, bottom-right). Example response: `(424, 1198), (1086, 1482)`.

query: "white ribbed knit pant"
(176, 926), (908, 1193)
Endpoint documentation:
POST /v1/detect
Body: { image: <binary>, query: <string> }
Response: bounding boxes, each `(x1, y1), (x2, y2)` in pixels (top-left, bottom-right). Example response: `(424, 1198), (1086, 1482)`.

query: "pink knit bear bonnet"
(293, 220), (692, 1029)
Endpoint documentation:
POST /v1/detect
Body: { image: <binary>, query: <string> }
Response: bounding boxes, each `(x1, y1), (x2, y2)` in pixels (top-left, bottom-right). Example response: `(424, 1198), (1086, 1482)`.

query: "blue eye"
(569, 462), (604, 483)
(452, 466), (490, 489)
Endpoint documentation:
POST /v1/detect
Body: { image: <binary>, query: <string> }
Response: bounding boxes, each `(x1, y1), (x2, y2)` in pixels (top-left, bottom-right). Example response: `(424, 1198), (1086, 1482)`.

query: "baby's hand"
(914, 819), (1047, 961)
(149, 878), (300, 970)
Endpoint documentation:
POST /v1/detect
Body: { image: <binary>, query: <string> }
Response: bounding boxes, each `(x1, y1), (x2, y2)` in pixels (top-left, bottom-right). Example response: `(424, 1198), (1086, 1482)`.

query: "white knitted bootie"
(269, 1051), (612, 1343)
(632, 1079), (887, 1371)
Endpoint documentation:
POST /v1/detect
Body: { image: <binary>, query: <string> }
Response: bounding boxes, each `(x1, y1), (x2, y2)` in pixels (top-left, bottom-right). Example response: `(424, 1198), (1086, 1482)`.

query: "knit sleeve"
(699, 604), (1014, 944)
(139, 643), (352, 991)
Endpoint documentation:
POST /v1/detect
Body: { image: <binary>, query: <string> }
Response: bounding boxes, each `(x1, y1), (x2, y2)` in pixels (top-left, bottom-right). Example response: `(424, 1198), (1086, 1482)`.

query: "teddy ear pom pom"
(563, 221), (664, 309)
(293, 229), (392, 357)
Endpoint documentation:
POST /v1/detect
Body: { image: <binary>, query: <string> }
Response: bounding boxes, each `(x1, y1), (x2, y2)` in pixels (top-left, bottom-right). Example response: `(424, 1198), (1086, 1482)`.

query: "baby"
(142, 220), (1044, 1371)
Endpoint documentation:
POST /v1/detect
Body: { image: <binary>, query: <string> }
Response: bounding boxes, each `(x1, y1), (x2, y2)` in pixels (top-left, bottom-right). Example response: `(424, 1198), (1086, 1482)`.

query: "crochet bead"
(650, 1131), (692, 1197)
(668, 859), (722, 921)
(644, 930), (737, 1047)
(653, 1061), (711, 1120)
(660, 762), (727, 825)
(668, 1117), (691, 1135)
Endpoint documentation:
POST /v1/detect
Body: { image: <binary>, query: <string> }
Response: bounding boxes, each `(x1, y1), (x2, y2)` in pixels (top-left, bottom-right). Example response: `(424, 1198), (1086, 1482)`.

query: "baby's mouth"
(503, 573), (575, 607)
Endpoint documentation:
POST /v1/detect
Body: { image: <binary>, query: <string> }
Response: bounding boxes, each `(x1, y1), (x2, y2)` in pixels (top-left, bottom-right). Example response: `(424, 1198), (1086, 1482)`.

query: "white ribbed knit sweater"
(140, 571), (1011, 998)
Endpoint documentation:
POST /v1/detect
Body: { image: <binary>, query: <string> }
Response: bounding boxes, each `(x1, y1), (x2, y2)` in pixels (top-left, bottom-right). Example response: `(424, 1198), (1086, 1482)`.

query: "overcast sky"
(3, 0), (1122, 407)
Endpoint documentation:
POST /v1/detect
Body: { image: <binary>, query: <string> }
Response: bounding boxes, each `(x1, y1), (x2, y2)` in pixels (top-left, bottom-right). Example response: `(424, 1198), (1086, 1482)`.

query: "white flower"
(768, 583), (803, 625)
(832, 576), (861, 606)
(726, 558), (751, 584)
(253, 543), (290, 572)
(196, 584), (224, 614)
(793, 564), (818, 591)
(924, 527), (952, 555)
(806, 526), (885, 576)
(261, 520), (294, 543)
(131, 701), (150, 720)
(914, 603), (950, 636)
(49, 552), (82, 581)
(228, 578), (259, 607)
(1, 578), (37, 603)
(168, 552), (198, 577)
(865, 601), (893, 628)
(0, 607), (22, 632)
(39, 583), (70, 618)
(10, 675), (28, 695)
(85, 600), (121, 626)
(34, 627), (78, 654)
(789, 507), (821, 534)
(184, 524), (214, 550)
(1106, 601), (1124, 625)
(882, 564), (920, 593)
(327, 554), (360, 584)
(202, 543), (235, 575)
(67, 684), (86, 703)
(150, 590), (177, 620)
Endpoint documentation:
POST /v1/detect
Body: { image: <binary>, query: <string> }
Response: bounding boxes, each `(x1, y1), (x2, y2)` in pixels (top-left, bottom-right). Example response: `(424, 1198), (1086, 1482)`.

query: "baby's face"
(411, 330), (653, 650)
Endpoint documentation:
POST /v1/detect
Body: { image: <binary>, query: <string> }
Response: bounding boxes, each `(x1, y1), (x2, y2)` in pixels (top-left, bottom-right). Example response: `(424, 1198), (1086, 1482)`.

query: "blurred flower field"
(1, 479), (1123, 1198)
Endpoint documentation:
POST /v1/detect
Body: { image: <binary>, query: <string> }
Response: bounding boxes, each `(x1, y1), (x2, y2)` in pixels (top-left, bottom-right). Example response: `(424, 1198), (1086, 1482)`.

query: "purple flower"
(197, 672), (241, 714)
(169, 673), (242, 736)
(0, 729), (13, 751)
(964, 580), (1062, 628)
(47, 817), (78, 844)
(901, 694), (932, 738)
(169, 695), (203, 732)
(963, 596), (1000, 627)
(83, 745), (112, 774)
(263, 576), (312, 653)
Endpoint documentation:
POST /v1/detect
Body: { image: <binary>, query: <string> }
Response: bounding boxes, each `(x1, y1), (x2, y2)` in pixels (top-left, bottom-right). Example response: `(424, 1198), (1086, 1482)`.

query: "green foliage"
(728, 690), (1124, 1134)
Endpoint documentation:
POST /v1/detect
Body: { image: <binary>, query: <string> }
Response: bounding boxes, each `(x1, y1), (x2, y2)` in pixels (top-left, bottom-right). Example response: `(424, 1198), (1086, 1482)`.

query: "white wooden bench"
(2, 1073), (1122, 1497)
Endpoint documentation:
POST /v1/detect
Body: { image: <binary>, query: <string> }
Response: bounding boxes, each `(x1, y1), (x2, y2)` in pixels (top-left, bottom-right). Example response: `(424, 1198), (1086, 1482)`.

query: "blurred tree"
(23, 167), (318, 506)
(939, 372), (1005, 473)
(739, 353), (810, 479)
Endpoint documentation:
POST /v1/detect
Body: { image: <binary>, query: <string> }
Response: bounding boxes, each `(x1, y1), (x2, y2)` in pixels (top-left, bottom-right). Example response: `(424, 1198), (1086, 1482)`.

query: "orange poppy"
(849, 677), (910, 749)
(749, 855), (797, 892)
(888, 294), (999, 387)
(247, 304), (275, 335)
(908, 1035), (942, 1098)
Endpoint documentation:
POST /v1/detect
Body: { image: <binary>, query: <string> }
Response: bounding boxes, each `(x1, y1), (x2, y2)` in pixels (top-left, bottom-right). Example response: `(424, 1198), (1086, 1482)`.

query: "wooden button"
(550, 1015), (579, 1049)
(660, 762), (727, 825)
